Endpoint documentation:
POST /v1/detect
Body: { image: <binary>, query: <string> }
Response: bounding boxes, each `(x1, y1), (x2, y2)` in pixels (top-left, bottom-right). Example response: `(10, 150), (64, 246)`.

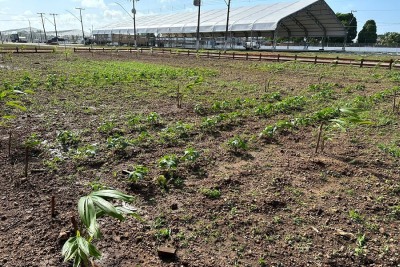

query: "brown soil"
(1, 51), (400, 267)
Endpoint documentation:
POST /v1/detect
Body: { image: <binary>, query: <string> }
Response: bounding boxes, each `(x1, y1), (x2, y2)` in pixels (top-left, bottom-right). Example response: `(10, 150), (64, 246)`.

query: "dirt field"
(1, 51), (400, 267)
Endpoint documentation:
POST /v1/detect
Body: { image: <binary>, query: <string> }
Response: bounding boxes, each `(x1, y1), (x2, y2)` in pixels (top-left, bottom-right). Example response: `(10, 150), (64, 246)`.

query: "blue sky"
(0, 0), (399, 35)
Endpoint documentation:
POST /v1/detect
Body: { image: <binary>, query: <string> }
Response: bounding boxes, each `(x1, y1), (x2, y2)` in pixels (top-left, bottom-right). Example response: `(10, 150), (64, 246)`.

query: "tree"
(379, 32), (400, 46)
(358, 20), (377, 44)
(336, 12), (357, 43)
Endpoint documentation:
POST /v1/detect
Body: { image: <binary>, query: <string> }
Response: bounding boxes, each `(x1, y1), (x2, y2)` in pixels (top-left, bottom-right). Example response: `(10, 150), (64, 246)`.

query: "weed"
(349, 210), (364, 223)
(201, 188), (221, 199)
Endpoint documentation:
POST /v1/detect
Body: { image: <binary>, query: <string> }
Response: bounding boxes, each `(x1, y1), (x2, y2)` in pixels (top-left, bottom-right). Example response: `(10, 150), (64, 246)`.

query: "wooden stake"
(393, 91), (397, 113)
(315, 122), (324, 153)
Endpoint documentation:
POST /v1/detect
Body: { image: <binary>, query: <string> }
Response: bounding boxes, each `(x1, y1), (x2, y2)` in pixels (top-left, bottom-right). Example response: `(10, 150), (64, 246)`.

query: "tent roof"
(94, 0), (346, 38)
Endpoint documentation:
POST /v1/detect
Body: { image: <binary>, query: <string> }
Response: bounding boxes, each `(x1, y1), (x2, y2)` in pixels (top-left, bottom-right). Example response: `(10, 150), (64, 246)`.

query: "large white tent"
(93, 0), (346, 39)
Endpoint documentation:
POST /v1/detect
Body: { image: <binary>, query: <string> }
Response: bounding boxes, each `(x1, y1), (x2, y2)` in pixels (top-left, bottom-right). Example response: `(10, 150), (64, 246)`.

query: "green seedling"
(57, 130), (80, 150)
(227, 136), (248, 152)
(62, 189), (137, 267)
(181, 148), (200, 162)
(126, 165), (149, 183)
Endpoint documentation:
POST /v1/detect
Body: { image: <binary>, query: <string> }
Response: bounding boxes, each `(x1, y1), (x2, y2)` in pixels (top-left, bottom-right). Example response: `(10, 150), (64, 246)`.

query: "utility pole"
(76, 8), (85, 41)
(37, 13), (47, 41)
(50, 13), (58, 41)
(28, 19), (33, 42)
(194, 0), (201, 51)
(131, 0), (139, 48)
(224, 0), (231, 51)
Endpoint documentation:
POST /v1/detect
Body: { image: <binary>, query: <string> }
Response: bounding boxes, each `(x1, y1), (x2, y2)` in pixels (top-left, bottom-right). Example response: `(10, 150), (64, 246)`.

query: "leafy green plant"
(97, 120), (117, 135)
(146, 112), (161, 126)
(57, 130), (80, 150)
(62, 189), (137, 267)
(378, 143), (400, 158)
(227, 136), (248, 152)
(181, 148), (200, 162)
(126, 165), (149, 183)
(158, 154), (179, 172)
(315, 107), (371, 153)
(106, 136), (130, 152)
(200, 188), (221, 199)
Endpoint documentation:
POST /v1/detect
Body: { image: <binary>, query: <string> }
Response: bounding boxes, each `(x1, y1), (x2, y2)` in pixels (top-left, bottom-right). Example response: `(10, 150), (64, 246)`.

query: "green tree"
(379, 32), (400, 46)
(334, 12), (358, 43)
(358, 20), (377, 44)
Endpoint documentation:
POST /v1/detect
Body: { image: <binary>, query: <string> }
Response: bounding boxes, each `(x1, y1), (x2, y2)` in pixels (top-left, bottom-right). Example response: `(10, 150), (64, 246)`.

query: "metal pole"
(224, 0), (231, 52)
(76, 8), (85, 41)
(38, 13), (47, 41)
(50, 13), (58, 41)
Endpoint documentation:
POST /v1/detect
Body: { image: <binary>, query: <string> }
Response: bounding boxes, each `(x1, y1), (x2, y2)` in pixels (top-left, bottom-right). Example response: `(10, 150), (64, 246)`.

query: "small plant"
(200, 188), (221, 199)
(155, 228), (171, 240)
(62, 189), (137, 267)
(315, 107), (371, 153)
(354, 233), (367, 256)
(158, 154), (179, 171)
(126, 165), (149, 183)
(194, 103), (206, 115)
(181, 147), (200, 162)
(57, 130), (80, 150)
(97, 120), (117, 135)
(349, 210), (364, 223)
(146, 112), (161, 126)
(106, 136), (130, 152)
(227, 136), (248, 152)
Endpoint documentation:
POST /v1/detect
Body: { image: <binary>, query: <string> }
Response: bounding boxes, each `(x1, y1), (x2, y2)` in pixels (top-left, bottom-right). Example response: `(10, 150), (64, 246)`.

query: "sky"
(0, 0), (399, 35)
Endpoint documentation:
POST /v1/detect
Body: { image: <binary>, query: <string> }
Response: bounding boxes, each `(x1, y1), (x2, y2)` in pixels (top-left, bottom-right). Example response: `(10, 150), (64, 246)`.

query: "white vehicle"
(243, 41), (260, 50)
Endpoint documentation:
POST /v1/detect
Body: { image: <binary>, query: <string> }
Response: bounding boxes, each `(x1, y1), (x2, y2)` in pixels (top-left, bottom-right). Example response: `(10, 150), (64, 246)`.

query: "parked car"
(243, 41), (260, 50)
(46, 37), (65, 44)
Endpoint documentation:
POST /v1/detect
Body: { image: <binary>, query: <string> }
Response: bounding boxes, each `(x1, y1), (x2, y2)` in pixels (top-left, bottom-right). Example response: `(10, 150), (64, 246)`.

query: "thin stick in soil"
(8, 132), (12, 157)
(315, 122), (324, 153)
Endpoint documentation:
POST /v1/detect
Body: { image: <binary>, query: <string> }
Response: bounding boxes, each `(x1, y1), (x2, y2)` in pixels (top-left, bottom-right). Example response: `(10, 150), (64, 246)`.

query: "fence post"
(246, 53), (248, 60)
(35, 47), (38, 53)
(103, 47), (105, 52)
(277, 54), (280, 62)
(389, 59), (394, 70)
(207, 51), (210, 58)
(314, 55), (317, 64)
(219, 51), (221, 59)
(295, 54), (297, 61)
(16, 47), (19, 53)
(360, 59), (364, 68)
(259, 53), (262, 61)
(233, 52), (235, 59)
(89, 47), (91, 52)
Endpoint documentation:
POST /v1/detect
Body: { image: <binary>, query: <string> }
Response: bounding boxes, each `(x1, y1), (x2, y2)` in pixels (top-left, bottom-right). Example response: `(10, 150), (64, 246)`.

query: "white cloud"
(80, 0), (107, 9)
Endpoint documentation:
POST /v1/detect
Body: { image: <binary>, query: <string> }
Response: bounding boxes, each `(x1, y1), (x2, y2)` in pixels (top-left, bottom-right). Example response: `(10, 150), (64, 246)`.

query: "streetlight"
(66, 8), (86, 43)
(194, 0), (201, 51)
